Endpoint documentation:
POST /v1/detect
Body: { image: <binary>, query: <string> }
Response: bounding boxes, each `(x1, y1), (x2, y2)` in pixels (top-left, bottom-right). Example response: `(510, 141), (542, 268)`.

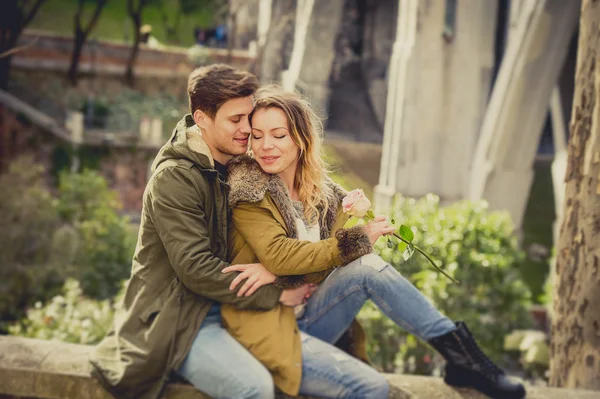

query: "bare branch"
(23, 0), (48, 28)
(0, 38), (39, 59)
(74, 0), (85, 32)
(83, 0), (109, 37)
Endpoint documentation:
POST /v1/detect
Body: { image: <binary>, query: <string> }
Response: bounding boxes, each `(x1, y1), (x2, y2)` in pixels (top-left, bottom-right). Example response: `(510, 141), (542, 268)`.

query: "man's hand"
(222, 263), (277, 297)
(279, 284), (318, 307)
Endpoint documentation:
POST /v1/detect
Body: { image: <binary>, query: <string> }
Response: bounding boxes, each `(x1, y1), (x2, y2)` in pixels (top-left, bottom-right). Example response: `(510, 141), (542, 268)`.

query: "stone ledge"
(1, 336), (599, 399)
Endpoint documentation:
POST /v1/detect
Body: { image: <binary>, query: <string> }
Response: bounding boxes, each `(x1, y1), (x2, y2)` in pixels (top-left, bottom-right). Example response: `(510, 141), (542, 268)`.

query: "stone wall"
(1, 336), (599, 399)
(361, 0), (398, 127)
(0, 101), (158, 216)
(11, 30), (255, 101)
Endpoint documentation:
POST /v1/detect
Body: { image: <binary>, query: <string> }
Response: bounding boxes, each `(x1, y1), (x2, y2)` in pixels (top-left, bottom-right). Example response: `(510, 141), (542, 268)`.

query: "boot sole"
(444, 366), (526, 399)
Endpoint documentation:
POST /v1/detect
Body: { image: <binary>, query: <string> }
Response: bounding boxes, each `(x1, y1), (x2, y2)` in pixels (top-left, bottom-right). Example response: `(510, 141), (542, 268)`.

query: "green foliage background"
(1, 157), (136, 332)
(357, 195), (533, 374)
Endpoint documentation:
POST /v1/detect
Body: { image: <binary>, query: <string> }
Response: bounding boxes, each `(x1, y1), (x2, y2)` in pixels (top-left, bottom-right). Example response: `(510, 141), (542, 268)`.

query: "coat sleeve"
(231, 201), (372, 276)
(149, 166), (281, 310)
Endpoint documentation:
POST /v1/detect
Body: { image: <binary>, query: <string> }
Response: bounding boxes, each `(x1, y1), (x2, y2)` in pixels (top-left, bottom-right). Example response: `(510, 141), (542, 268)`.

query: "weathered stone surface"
(361, 0), (398, 128)
(467, 0), (580, 228)
(2, 336), (600, 399)
(282, 0), (346, 115)
(375, 0), (498, 211)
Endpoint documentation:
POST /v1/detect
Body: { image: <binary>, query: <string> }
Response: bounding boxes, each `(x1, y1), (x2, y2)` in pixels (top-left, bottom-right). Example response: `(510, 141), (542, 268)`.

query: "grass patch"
(323, 145), (373, 199)
(30, 0), (217, 47)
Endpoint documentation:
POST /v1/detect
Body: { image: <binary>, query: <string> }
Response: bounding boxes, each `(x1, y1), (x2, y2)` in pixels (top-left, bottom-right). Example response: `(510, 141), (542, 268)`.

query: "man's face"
(194, 95), (254, 164)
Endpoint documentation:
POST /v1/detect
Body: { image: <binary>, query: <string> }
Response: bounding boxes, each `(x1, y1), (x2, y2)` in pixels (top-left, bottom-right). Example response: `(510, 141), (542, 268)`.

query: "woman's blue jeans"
(298, 254), (456, 350)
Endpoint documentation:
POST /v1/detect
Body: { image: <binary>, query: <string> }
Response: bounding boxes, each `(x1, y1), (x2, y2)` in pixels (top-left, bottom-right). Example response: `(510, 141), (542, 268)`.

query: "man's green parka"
(89, 115), (282, 399)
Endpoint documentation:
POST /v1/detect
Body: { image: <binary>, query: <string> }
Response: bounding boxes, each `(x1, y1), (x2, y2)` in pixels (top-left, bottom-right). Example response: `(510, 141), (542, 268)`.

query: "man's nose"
(240, 118), (251, 134)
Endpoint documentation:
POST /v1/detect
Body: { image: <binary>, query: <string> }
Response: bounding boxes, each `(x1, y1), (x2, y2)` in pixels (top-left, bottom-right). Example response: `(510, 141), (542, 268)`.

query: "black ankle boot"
(428, 321), (526, 399)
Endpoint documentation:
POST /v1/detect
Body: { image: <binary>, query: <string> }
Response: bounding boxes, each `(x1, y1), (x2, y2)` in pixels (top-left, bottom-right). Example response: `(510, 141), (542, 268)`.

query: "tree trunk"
(550, 0), (600, 390)
(0, 31), (18, 90)
(125, 21), (141, 86)
(0, 25), (20, 90)
(0, 0), (46, 89)
(66, 0), (107, 86)
(0, 53), (14, 90)
(67, 30), (86, 85)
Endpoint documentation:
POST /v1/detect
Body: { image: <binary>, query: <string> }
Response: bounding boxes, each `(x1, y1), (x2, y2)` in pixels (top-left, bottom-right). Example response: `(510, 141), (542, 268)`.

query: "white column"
(281, 0), (345, 114)
(257, 0), (272, 48)
(550, 88), (568, 245)
(373, 0), (418, 211)
(281, 0), (315, 92)
(468, 0), (580, 229)
(375, 0), (498, 210)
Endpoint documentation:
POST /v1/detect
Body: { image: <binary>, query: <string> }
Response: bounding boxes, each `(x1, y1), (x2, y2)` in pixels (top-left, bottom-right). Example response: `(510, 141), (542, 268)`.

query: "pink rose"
(342, 189), (372, 218)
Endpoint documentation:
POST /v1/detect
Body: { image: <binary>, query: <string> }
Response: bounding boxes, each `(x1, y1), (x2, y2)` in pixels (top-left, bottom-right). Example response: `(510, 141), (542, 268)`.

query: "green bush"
(357, 194), (533, 374)
(8, 279), (124, 345)
(57, 170), (136, 300)
(1, 158), (135, 332)
(0, 158), (64, 331)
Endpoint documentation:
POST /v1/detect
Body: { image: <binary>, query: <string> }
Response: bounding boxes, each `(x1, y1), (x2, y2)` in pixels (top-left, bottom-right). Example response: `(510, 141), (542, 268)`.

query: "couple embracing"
(90, 64), (525, 399)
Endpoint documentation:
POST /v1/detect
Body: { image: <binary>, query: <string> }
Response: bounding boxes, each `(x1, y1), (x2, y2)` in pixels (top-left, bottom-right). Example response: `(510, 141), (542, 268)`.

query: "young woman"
(221, 86), (526, 399)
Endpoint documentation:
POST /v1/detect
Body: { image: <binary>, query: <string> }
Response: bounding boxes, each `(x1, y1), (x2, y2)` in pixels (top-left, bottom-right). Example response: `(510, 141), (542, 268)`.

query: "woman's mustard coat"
(221, 156), (373, 396)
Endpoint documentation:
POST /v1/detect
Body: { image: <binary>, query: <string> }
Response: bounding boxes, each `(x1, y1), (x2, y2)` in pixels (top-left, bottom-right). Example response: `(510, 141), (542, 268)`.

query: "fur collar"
(227, 155), (346, 239)
(186, 125), (214, 167)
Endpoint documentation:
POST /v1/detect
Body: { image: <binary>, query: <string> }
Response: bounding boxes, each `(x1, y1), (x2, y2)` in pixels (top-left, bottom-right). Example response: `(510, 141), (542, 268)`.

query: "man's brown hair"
(187, 64), (259, 119)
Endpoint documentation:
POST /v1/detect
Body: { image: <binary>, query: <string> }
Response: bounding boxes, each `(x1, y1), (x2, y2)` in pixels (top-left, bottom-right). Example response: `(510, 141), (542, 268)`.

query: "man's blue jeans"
(177, 255), (455, 398)
(176, 308), (388, 399)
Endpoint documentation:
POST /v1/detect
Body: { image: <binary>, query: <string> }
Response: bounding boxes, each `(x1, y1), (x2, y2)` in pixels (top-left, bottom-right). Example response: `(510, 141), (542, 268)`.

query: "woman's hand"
(364, 216), (395, 245)
(222, 263), (277, 297)
(279, 284), (318, 307)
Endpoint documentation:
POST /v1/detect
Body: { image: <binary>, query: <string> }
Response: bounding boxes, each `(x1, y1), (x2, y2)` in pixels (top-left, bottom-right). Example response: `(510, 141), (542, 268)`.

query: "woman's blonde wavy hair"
(250, 85), (333, 225)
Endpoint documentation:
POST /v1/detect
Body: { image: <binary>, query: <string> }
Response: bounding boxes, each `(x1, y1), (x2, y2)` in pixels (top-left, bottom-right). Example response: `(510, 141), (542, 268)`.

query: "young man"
(90, 64), (310, 399)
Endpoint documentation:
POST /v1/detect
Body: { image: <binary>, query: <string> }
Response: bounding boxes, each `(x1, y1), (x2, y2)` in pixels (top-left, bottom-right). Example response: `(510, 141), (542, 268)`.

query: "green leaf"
(402, 243), (415, 261)
(399, 225), (414, 242)
(387, 238), (394, 249)
(390, 218), (396, 225)
(397, 241), (407, 252)
(365, 210), (375, 220)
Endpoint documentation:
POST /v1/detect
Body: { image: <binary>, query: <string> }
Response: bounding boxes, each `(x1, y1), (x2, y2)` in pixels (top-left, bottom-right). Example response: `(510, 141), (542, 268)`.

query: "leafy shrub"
(504, 329), (549, 381)
(8, 279), (124, 345)
(57, 170), (136, 300)
(1, 158), (135, 331)
(357, 194), (533, 374)
(0, 158), (63, 330)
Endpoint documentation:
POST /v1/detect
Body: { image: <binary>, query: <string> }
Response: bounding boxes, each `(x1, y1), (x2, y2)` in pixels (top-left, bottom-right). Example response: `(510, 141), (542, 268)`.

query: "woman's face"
(251, 107), (300, 176)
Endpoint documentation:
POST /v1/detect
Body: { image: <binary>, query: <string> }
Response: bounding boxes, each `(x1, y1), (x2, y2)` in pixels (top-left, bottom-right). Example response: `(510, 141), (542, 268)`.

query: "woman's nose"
(262, 137), (275, 150)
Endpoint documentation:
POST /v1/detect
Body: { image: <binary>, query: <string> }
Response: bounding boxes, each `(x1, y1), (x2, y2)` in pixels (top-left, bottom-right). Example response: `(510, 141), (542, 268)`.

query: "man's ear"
(192, 109), (208, 129)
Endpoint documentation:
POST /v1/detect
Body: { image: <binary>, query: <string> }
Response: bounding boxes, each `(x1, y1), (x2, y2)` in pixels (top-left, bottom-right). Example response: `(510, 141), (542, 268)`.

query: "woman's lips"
(260, 156), (279, 164)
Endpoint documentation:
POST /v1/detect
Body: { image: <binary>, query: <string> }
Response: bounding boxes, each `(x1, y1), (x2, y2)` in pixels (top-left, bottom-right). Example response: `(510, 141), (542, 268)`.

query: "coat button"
(294, 329), (298, 335)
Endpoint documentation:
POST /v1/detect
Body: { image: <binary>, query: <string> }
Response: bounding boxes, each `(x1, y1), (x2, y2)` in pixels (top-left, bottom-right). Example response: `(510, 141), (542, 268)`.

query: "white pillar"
(281, 0), (345, 114)
(375, 0), (498, 210)
(468, 0), (580, 229)
(257, 0), (272, 48)
(373, 0), (418, 211)
(282, 0), (316, 92)
(550, 88), (568, 245)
